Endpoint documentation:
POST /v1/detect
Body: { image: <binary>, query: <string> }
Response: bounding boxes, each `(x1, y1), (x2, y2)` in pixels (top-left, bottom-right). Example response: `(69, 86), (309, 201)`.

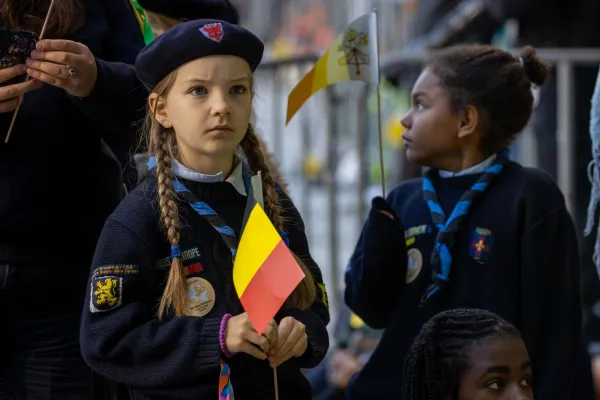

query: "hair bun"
(519, 45), (550, 86)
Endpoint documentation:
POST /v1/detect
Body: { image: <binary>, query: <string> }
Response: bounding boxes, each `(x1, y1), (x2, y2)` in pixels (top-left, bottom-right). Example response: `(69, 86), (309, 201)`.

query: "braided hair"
(403, 308), (521, 400)
(144, 70), (316, 319)
(425, 44), (550, 154)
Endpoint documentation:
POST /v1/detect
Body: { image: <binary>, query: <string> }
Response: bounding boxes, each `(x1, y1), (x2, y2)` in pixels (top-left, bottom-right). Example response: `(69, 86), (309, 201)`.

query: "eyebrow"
(478, 366), (510, 379)
(412, 91), (429, 99)
(521, 361), (532, 370)
(185, 76), (251, 85)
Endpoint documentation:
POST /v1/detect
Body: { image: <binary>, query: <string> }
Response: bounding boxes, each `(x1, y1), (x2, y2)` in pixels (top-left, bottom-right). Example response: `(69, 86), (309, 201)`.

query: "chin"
(199, 141), (239, 155)
(405, 148), (423, 166)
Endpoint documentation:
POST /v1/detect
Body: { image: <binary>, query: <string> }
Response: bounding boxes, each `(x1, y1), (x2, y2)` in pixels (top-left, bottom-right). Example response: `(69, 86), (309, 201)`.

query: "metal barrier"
(254, 49), (600, 316)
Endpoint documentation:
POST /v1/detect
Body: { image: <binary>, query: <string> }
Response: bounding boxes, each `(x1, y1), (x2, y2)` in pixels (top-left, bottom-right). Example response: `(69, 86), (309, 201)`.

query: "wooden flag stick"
(273, 367), (279, 400)
(5, 0), (57, 144)
(373, 9), (385, 196)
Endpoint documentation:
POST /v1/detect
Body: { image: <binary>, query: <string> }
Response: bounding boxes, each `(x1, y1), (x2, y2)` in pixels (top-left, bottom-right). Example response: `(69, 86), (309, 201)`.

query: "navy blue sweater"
(80, 175), (330, 400)
(345, 161), (581, 399)
(0, 0), (146, 267)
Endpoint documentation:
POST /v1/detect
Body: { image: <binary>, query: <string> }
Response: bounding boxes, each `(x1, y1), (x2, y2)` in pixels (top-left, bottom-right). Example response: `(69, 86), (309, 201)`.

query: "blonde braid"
(241, 124), (316, 310)
(154, 131), (187, 319)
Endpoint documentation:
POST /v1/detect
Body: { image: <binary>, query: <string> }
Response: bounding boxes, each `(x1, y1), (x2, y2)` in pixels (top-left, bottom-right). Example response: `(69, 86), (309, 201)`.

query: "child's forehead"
(465, 336), (529, 367)
(411, 68), (444, 97)
(176, 55), (252, 79)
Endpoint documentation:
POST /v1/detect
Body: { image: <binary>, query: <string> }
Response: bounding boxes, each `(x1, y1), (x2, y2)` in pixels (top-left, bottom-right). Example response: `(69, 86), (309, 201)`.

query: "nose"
(210, 90), (231, 117)
(400, 109), (412, 129)
(502, 385), (531, 400)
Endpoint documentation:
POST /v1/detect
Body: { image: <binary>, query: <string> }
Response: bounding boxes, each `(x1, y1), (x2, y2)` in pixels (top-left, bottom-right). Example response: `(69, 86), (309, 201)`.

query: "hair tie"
(170, 244), (181, 259)
(518, 56), (524, 67)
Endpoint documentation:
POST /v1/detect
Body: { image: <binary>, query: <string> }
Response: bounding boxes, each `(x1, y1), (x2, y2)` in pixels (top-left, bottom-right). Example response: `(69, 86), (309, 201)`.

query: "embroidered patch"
(406, 248), (423, 283)
(184, 262), (204, 277)
(404, 224), (432, 239)
(156, 247), (201, 269)
(469, 227), (494, 264)
(200, 23), (224, 42)
(90, 276), (122, 313)
(317, 282), (329, 308)
(184, 277), (216, 317)
(405, 225), (432, 247)
(92, 264), (139, 278)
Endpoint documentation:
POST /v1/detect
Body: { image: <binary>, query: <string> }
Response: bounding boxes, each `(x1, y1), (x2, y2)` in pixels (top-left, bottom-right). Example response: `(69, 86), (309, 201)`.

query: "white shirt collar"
(171, 158), (247, 196)
(438, 154), (497, 178)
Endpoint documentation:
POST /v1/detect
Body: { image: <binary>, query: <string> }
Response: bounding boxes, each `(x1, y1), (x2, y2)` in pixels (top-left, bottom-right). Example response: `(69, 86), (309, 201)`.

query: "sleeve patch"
(317, 282), (329, 308)
(90, 276), (123, 313)
(92, 264), (139, 278)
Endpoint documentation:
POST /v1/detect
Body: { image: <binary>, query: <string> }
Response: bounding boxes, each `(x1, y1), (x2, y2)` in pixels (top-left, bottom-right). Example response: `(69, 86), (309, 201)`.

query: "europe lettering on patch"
(404, 225), (431, 239)
(90, 276), (123, 313)
(156, 247), (201, 269)
(469, 227), (494, 264)
(317, 282), (329, 308)
(92, 264), (139, 278)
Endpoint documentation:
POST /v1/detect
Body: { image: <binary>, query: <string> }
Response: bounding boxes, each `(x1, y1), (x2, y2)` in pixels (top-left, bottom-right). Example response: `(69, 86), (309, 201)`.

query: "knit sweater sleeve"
(519, 182), (581, 399)
(275, 187), (330, 369)
(344, 195), (408, 329)
(70, 0), (147, 149)
(80, 216), (222, 389)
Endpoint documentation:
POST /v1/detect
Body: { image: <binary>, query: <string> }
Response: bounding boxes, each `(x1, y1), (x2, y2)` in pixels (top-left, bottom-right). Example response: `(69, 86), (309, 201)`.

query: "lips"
(208, 125), (233, 132)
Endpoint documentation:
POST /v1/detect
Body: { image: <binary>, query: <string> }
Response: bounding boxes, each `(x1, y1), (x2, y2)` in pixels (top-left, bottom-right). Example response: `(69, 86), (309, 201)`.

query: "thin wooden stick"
(373, 9), (385, 196)
(273, 367), (279, 400)
(5, 0), (57, 143)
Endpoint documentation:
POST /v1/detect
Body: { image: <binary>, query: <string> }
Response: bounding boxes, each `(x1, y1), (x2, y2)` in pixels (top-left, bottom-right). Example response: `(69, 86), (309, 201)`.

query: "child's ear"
(457, 105), (479, 140)
(148, 92), (172, 129)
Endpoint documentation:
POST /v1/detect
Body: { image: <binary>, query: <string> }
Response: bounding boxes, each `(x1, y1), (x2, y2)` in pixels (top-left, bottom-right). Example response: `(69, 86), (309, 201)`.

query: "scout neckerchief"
(147, 155), (289, 398)
(129, 0), (155, 45)
(421, 149), (509, 303)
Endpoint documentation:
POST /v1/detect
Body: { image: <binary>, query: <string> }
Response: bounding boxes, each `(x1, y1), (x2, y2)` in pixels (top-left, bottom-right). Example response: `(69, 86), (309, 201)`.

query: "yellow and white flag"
(286, 12), (379, 125)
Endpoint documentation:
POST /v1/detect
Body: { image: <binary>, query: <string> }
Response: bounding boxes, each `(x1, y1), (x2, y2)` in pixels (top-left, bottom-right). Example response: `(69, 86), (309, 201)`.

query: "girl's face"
(400, 68), (462, 169)
(458, 336), (533, 400)
(152, 55), (252, 166)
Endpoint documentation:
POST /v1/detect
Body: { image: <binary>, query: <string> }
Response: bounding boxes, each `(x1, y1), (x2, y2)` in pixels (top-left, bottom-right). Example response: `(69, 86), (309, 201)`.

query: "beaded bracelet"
(219, 313), (234, 358)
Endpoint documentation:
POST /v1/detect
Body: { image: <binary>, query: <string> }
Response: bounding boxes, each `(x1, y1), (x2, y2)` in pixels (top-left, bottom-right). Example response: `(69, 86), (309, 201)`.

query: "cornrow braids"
(403, 308), (521, 400)
(240, 123), (316, 309)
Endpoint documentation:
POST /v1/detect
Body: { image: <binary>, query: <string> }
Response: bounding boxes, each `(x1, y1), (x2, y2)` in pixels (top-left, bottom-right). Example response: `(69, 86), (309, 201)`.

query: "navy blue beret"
(135, 19), (264, 88)
(138, 0), (239, 24)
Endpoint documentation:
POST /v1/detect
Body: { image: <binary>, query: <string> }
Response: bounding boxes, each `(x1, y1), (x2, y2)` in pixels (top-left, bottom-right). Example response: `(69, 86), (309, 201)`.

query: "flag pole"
(273, 367), (279, 400)
(5, 0), (56, 143)
(373, 9), (385, 196)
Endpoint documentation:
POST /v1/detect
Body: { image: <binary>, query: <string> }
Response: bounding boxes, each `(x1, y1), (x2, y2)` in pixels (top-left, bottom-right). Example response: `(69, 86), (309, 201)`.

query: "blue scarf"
(421, 150), (509, 302)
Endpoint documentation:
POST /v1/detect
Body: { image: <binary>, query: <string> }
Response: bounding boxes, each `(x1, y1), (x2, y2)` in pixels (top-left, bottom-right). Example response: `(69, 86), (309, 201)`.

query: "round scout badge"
(185, 277), (216, 317)
(406, 248), (423, 283)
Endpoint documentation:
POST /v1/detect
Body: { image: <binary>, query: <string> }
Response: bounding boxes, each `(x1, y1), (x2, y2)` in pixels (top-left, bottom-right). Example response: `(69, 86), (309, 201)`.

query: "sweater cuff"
(196, 317), (223, 370)
(219, 313), (234, 358)
(364, 197), (406, 248)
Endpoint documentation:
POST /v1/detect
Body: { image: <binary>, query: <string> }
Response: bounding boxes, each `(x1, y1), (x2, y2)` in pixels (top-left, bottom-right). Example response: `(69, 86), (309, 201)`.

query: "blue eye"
(191, 87), (208, 95)
(231, 85), (247, 95)
(416, 103), (425, 111)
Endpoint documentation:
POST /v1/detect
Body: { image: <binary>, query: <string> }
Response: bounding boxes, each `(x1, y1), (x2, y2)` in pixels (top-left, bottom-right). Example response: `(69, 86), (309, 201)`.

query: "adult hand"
(268, 317), (307, 368)
(225, 313), (275, 360)
(0, 64), (42, 113)
(26, 39), (98, 98)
